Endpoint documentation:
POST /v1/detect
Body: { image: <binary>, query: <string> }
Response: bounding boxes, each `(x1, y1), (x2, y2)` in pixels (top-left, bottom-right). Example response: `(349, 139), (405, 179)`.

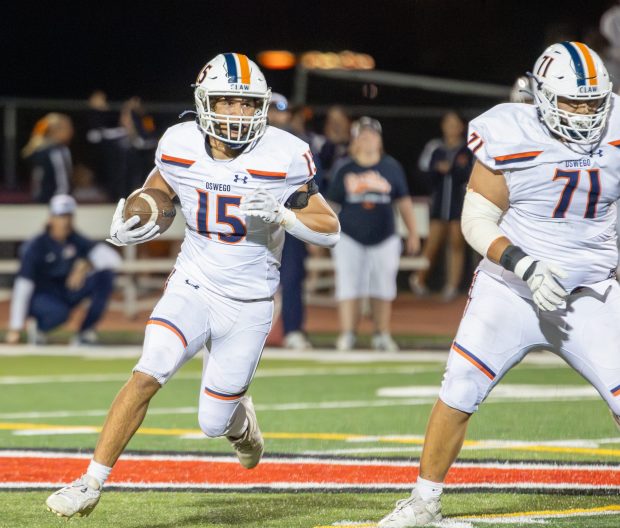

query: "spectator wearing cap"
(22, 113), (74, 203)
(327, 117), (420, 351)
(267, 92), (292, 129)
(5, 195), (122, 346)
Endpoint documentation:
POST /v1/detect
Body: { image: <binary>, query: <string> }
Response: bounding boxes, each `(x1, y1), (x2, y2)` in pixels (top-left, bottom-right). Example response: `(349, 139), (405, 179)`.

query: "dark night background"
(2, 0), (618, 192)
(4, 0), (616, 99)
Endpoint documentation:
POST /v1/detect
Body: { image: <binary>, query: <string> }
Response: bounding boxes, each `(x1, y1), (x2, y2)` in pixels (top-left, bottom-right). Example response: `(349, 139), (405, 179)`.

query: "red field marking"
(2, 452), (620, 490)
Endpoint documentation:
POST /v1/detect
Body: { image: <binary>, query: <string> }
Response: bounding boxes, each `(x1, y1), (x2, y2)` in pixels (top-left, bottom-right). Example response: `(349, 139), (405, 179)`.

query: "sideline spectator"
(120, 97), (158, 195)
(85, 90), (125, 200)
(314, 105), (351, 188)
(72, 164), (108, 203)
(410, 111), (472, 301)
(5, 195), (121, 345)
(268, 94), (314, 350)
(267, 92), (292, 128)
(85, 92), (158, 200)
(599, 4), (620, 83)
(328, 117), (420, 351)
(22, 113), (74, 203)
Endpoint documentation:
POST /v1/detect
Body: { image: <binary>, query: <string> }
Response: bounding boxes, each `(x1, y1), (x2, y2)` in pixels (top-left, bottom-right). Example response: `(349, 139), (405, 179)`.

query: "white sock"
(416, 476), (444, 501)
(87, 460), (112, 487)
(226, 401), (249, 439)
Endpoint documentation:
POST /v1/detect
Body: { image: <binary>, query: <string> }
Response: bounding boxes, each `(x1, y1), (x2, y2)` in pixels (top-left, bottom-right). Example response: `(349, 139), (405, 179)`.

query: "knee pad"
(198, 413), (229, 438)
(133, 323), (187, 384)
(198, 398), (245, 438)
(439, 375), (483, 414)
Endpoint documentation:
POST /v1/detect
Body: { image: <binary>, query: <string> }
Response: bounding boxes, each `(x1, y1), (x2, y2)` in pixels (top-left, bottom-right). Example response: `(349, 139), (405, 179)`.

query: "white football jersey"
(468, 96), (620, 296)
(155, 122), (316, 300)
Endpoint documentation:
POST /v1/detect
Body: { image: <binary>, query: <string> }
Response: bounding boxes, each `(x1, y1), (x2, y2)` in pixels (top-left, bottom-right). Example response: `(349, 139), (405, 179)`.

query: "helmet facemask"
(194, 87), (271, 148)
(531, 42), (613, 146)
(535, 83), (611, 145)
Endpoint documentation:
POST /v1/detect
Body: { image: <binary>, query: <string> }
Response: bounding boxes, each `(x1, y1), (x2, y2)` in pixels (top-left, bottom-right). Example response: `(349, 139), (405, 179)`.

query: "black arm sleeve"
(284, 179), (320, 209)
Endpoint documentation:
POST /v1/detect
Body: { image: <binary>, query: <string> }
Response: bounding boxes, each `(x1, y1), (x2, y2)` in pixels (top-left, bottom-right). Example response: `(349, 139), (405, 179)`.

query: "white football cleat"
(378, 488), (442, 527)
(227, 396), (264, 469)
(46, 474), (101, 518)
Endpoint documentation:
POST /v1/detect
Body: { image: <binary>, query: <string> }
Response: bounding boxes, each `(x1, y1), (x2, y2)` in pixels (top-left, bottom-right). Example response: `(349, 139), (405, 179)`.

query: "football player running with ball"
(378, 42), (620, 527)
(46, 53), (340, 519)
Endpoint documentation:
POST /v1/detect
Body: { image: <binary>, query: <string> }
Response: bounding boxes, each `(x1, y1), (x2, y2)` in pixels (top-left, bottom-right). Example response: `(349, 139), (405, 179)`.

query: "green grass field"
(1, 348), (619, 527)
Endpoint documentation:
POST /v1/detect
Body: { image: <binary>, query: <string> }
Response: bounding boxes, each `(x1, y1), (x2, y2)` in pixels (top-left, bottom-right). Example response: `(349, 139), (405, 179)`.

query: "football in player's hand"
(123, 188), (176, 234)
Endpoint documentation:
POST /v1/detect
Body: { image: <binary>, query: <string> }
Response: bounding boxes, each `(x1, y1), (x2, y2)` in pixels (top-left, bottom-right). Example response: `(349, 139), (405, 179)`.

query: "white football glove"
(240, 187), (295, 228)
(518, 258), (568, 311)
(106, 198), (160, 247)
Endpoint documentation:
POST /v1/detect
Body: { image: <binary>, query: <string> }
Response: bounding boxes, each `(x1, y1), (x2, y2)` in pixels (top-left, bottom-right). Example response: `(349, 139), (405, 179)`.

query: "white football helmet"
(194, 53), (271, 146)
(509, 76), (534, 104)
(531, 42), (612, 145)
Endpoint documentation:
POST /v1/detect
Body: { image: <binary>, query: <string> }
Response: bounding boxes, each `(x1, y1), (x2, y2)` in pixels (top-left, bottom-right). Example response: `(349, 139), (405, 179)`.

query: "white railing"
(0, 202), (430, 315)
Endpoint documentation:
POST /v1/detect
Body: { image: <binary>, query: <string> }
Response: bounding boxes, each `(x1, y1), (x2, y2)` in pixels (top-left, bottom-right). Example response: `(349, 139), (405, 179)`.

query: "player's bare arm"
(240, 182), (341, 247)
(462, 159), (568, 311)
(106, 169), (176, 247)
(293, 186), (340, 234)
(142, 168), (176, 199)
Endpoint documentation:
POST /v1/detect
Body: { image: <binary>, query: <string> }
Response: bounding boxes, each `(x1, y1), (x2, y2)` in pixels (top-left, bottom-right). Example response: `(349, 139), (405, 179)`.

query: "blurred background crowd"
(2, 1), (620, 349)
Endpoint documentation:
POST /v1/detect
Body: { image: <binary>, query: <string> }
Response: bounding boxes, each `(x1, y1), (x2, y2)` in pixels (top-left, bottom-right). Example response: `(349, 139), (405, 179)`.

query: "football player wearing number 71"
(379, 41), (620, 527)
(46, 53), (340, 519)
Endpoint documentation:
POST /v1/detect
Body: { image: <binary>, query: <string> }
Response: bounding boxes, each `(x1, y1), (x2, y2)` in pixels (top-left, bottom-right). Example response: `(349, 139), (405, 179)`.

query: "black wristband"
(521, 261), (538, 281)
(499, 245), (529, 273)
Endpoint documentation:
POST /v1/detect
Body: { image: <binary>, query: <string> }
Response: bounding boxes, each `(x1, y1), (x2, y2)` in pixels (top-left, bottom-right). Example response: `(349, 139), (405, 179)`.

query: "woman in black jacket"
(22, 113), (74, 203)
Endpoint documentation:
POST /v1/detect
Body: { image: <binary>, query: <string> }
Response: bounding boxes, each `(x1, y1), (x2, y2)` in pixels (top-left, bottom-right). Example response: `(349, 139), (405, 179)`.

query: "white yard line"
(0, 386), (614, 420)
(0, 399), (437, 420)
(317, 506), (620, 528)
(302, 447), (425, 455)
(3, 449), (620, 470)
(0, 366), (437, 386)
(378, 384), (601, 400)
(0, 345), (568, 365)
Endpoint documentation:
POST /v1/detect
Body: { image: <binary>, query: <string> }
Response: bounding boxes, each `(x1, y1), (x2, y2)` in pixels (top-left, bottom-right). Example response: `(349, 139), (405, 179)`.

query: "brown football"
(123, 188), (176, 234)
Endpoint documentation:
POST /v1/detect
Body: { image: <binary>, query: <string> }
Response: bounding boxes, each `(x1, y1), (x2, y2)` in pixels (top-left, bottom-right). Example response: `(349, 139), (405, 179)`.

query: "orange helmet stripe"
(236, 53), (251, 85)
(573, 42), (598, 86)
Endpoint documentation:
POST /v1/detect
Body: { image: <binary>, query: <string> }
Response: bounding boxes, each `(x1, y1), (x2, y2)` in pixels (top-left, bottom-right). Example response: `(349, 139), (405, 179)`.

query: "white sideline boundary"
(0, 345), (567, 365)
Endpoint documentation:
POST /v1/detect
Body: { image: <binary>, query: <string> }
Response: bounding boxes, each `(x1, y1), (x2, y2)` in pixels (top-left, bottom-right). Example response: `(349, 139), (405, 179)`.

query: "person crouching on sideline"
(6, 195), (121, 345)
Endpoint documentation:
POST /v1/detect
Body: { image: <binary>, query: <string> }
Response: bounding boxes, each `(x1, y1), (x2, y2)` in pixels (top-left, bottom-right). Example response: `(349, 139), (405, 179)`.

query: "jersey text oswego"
(155, 122), (315, 300)
(467, 95), (620, 297)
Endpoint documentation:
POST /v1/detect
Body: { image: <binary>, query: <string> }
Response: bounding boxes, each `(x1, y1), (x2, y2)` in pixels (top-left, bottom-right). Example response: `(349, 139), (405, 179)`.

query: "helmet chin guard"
(531, 42), (612, 145)
(194, 53), (272, 146)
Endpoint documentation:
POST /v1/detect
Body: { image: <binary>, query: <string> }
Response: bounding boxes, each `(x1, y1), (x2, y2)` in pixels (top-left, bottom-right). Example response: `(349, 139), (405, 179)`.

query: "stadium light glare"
(300, 51), (375, 70)
(257, 50), (297, 70)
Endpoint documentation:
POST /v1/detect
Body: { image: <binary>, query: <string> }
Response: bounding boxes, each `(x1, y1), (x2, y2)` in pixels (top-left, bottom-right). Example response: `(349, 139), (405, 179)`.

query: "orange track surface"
(3, 455), (619, 488)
